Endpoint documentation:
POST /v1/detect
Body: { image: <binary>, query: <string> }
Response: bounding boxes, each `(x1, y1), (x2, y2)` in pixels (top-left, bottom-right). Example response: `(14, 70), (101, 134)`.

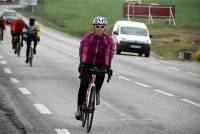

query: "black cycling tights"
(77, 70), (105, 107)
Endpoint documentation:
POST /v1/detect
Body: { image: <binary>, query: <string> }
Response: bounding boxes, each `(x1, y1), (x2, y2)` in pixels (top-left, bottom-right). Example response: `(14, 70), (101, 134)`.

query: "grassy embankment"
(20, 0), (200, 60)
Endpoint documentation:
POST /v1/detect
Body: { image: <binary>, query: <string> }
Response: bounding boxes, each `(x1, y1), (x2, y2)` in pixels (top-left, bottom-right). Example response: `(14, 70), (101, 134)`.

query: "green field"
(21, 0), (200, 60)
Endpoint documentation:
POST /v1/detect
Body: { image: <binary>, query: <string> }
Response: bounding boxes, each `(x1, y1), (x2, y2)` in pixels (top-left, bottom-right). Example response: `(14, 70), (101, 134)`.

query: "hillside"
(20, 0), (200, 60)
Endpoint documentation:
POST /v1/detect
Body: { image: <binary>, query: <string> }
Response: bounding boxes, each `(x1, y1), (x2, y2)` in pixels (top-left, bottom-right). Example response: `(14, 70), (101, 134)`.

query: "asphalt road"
(0, 23), (200, 134)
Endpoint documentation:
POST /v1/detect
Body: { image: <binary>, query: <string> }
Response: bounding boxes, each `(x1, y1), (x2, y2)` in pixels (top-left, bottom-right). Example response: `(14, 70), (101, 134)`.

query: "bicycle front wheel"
(82, 110), (87, 127)
(86, 86), (96, 132)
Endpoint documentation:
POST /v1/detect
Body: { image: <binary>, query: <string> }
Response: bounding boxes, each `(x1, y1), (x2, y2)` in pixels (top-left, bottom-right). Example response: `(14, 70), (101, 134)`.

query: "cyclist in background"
(0, 16), (6, 42)
(10, 17), (25, 52)
(23, 17), (40, 63)
(75, 16), (115, 120)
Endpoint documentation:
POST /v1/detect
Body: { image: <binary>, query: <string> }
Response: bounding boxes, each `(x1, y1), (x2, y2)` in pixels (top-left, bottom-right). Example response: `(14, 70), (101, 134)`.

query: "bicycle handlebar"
(82, 67), (112, 83)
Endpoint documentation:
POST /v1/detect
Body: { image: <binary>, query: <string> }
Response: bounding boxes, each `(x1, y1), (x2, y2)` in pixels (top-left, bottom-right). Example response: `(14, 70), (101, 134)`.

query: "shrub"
(194, 50), (200, 61)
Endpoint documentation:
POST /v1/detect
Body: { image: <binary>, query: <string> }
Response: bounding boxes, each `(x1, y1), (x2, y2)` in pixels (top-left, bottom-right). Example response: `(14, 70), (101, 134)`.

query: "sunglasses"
(95, 25), (105, 29)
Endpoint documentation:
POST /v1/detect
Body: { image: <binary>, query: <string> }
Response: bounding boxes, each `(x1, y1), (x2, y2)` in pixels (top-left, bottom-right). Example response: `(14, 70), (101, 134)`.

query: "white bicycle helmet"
(93, 16), (107, 25)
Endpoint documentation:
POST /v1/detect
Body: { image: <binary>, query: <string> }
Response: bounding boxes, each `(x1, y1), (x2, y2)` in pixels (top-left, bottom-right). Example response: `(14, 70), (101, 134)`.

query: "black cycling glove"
(78, 64), (83, 73)
(37, 37), (40, 42)
(107, 68), (113, 77)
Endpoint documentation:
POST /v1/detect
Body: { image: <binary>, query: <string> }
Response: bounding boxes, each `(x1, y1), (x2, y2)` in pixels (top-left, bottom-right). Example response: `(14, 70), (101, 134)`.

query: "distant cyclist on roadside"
(75, 16), (115, 120)
(0, 16), (6, 42)
(10, 17), (26, 52)
(23, 16), (40, 63)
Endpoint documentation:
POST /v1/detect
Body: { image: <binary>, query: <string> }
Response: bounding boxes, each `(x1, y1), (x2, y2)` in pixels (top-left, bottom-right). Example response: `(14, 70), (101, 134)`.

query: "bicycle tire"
(87, 86), (96, 132)
(17, 41), (21, 57)
(14, 42), (17, 54)
(82, 110), (87, 127)
(29, 47), (33, 66)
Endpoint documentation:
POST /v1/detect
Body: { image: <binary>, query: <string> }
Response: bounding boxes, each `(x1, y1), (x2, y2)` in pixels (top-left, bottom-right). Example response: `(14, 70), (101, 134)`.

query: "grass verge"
(17, 0), (200, 60)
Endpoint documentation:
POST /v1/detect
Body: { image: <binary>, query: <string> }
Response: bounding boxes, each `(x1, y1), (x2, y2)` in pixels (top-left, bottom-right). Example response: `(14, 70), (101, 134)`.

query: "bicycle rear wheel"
(17, 41), (21, 57)
(86, 86), (96, 132)
(29, 47), (33, 66)
(14, 42), (17, 54)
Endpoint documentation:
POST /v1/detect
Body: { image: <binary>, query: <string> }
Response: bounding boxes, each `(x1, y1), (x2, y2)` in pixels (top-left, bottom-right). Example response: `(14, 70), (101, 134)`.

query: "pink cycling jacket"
(79, 32), (115, 66)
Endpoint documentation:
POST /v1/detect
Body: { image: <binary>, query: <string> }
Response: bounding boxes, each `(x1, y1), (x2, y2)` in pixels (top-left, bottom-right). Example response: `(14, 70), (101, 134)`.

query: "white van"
(112, 20), (151, 57)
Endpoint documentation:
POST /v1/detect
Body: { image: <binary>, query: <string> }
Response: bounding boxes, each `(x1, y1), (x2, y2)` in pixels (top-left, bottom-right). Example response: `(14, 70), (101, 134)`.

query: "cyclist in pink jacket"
(75, 16), (115, 120)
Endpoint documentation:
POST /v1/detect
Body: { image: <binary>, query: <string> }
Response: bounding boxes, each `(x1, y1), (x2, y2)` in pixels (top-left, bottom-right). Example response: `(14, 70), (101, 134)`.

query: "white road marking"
(18, 88), (31, 95)
(102, 100), (126, 117)
(118, 118), (135, 121)
(49, 45), (78, 58)
(62, 50), (68, 53)
(181, 99), (200, 108)
(134, 81), (150, 88)
(53, 47), (60, 51)
(55, 129), (71, 134)
(4, 68), (12, 74)
(33, 104), (52, 114)
(10, 78), (19, 83)
(135, 57), (142, 60)
(154, 89), (175, 97)
(168, 66), (180, 71)
(72, 54), (78, 58)
(118, 76), (131, 81)
(186, 72), (200, 77)
(0, 60), (6, 64)
(113, 72), (117, 75)
(0, 56), (3, 59)
(150, 61), (160, 65)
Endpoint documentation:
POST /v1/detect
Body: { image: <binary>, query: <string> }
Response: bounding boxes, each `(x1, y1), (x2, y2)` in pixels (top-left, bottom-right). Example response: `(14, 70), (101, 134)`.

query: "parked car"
(2, 9), (18, 24)
(112, 20), (151, 57)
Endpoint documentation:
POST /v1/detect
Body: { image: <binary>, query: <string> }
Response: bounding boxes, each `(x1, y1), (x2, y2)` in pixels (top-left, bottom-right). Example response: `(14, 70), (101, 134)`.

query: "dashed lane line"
(150, 61), (160, 65)
(0, 60), (6, 65)
(134, 81), (151, 88)
(181, 99), (200, 108)
(168, 66), (180, 71)
(102, 100), (126, 117)
(33, 104), (52, 114)
(10, 78), (19, 83)
(72, 54), (78, 58)
(113, 72), (117, 75)
(154, 89), (175, 97)
(117, 75), (152, 88)
(18, 88), (32, 95)
(4, 67), (12, 74)
(47, 45), (78, 58)
(55, 129), (71, 134)
(118, 75), (131, 81)
(186, 72), (200, 77)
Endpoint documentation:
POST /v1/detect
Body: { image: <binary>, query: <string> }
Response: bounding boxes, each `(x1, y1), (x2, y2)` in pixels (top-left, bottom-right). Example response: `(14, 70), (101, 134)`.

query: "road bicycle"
(13, 36), (21, 57)
(26, 29), (39, 66)
(81, 67), (112, 132)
